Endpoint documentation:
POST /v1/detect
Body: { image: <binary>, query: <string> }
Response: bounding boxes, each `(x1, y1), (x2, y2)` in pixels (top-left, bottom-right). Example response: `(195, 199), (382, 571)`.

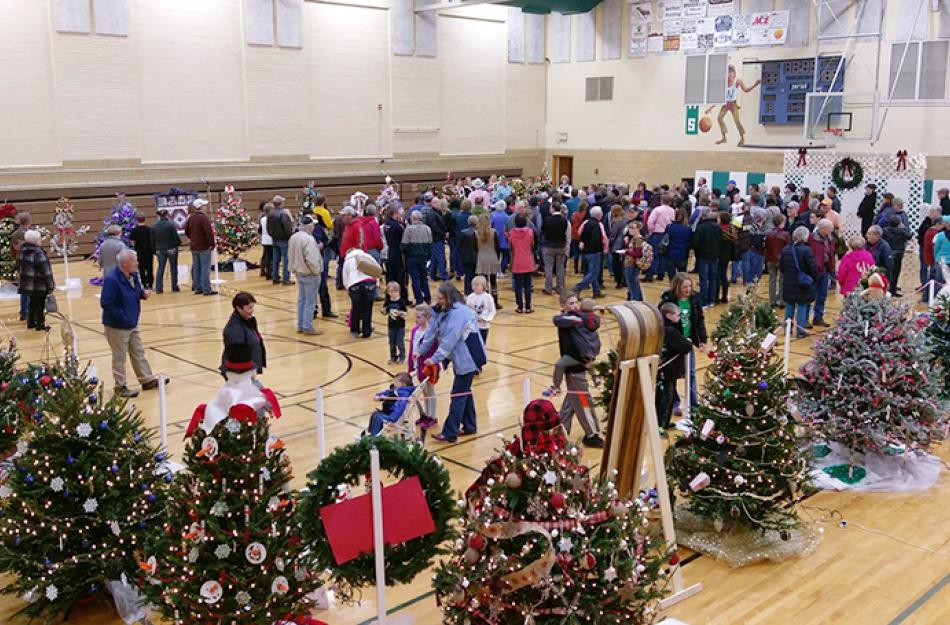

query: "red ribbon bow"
(896, 150), (908, 171)
(797, 148), (807, 167)
(184, 388), (281, 438)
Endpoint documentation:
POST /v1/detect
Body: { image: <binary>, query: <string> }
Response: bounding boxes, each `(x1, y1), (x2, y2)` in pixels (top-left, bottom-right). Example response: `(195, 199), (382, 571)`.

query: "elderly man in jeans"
(808, 218), (835, 328)
(101, 250), (166, 398)
(183, 199), (216, 295)
(288, 216), (323, 336)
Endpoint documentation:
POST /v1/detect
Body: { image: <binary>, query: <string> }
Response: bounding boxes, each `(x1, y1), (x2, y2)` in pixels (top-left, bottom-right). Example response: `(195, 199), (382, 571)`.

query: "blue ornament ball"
(758, 381), (769, 390)
(147, 493), (157, 503)
(89, 377), (99, 386)
(14, 536), (20, 546)
(66, 455), (75, 465)
(110, 464), (119, 474)
(155, 453), (166, 464)
(53, 378), (64, 389)
(89, 584), (97, 593)
(164, 473), (173, 483)
(88, 394), (98, 405)
(99, 420), (109, 430)
(133, 433), (142, 443)
(25, 474), (33, 484)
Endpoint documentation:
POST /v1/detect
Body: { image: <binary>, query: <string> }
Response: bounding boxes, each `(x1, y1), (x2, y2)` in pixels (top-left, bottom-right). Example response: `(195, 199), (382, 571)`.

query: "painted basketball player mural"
(703, 64), (761, 146)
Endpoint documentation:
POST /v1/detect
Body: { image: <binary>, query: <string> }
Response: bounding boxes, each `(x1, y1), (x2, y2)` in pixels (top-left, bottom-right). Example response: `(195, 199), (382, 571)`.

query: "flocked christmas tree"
(924, 293), (950, 400)
(434, 399), (672, 625)
(140, 357), (314, 625)
(666, 297), (810, 535)
(0, 201), (19, 282)
(214, 185), (258, 260)
(0, 362), (168, 620)
(799, 282), (946, 458)
(93, 193), (137, 258)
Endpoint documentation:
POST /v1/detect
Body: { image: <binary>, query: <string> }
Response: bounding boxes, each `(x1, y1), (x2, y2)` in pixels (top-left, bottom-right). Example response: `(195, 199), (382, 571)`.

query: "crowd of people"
(9, 171), (950, 443)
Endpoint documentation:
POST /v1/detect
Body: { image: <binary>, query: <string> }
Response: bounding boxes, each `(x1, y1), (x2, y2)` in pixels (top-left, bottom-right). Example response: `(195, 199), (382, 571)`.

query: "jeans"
(671, 350), (698, 411)
(624, 265), (643, 301)
(441, 371), (476, 439)
(767, 261), (783, 306)
(260, 245), (272, 279)
(664, 256), (687, 281)
(747, 251), (764, 282)
(271, 239), (290, 283)
(718, 259), (730, 302)
(388, 326), (405, 360)
(367, 410), (390, 436)
(542, 247), (567, 293)
(155, 248), (179, 292)
(513, 272), (533, 310)
(696, 257), (719, 306)
(891, 252), (904, 296)
(479, 327), (489, 345)
(319, 251), (333, 314)
(296, 274), (320, 331)
(429, 241), (449, 280)
(813, 272), (829, 321)
(448, 238), (461, 276)
(191, 249), (212, 294)
(574, 252), (603, 295)
(406, 256), (430, 304)
(732, 249), (752, 284)
(348, 281), (376, 337)
(570, 240), (581, 272)
(645, 233), (664, 279)
(19, 294), (28, 318)
(786, 302), (810, 337)
(462, 263), (476, 295)
(27, 294), (46, 329)
(499, 248), (510, 274)
(139, 253), (154, 289)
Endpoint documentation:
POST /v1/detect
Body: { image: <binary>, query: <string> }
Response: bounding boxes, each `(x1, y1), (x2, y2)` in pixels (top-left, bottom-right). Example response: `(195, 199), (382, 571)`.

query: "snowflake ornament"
(214, 544), (231, 560)
(225, 418), (242, 434)
(109, 521), (121, 536)
(0, 485), (11, 499)
(46, 585), (58, 601)
(188, 548), (199, 563)
(76, 422), (92, 438)
(235, 590), (251, 605)
(83, 497), (98, 513)
(210, 500), (228, 517)
(50, 477), (64, 492)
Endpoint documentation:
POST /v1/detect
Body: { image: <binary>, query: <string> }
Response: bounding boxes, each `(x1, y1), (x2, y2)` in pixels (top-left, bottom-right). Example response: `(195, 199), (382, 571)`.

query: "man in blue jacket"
(101, 249), (164, 398)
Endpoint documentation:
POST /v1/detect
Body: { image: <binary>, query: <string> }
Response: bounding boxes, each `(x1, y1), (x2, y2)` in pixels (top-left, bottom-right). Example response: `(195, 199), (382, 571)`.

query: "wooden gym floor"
(0, 252), (947, 625)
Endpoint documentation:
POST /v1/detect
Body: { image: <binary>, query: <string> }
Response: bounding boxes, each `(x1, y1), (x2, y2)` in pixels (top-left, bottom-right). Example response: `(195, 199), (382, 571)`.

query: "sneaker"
(18, 313), (26, 322)
(582, 435), (605, 448)
(301, 328), (322, 336)
(116, 386), (139, 398)
(415, 416), (438, 430)
(805, 323), (814, 330)
(459, 429), (477, 436)
(541, 386), (561, 398)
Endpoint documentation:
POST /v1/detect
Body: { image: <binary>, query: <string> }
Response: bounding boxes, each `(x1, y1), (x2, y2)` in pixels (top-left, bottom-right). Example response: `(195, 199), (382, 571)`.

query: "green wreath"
(831, 157), (863, 190)
(296, 437), (457, 599)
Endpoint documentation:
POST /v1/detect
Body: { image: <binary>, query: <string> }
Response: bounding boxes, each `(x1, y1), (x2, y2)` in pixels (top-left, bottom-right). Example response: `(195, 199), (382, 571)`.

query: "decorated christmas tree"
(0, 343), (20, 455)
(799, 289), (946, 458)
(49, 197), (90, 257)
(214, 185), (259, 259)
(0, 363), (168, 620)
(140, 356), (314, 625)
(924, 293), (950, 400)
(301, 181), (319, 212)
(93, 193), (136, 258)
(434, 400), (672, 625)
(666, 299), (810, 535)
(0, 201), (19, 282)
(711, 294), (778, 342)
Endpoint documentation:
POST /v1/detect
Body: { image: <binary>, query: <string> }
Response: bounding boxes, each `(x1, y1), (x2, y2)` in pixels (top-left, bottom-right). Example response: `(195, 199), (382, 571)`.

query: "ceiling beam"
(414, 0), (511, 13)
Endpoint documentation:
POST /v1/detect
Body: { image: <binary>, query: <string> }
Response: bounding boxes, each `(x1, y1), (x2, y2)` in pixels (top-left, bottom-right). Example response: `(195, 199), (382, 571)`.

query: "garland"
(296, 437), (457, 600)
(831, 157), (863, 191)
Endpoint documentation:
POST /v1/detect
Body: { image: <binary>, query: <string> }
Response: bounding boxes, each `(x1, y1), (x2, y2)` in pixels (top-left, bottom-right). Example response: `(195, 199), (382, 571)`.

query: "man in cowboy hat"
(467, 178), (491, 210)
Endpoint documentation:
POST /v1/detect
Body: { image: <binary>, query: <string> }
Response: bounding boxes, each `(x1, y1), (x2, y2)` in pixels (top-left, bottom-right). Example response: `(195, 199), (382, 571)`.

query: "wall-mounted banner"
(732, 13), (751, 46)
(660, 0), (683, 20)
(630, 21), (649, 57)
(750, 11), (789, 46)
(686, 105), (700, 135)
(683, 0), (707, 17)
(707, 0), (735, 17)
(713, 14), (733, 47)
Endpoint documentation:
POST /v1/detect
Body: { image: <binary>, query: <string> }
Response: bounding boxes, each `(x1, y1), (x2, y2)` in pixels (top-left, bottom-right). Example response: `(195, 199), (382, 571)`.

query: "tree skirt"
(219, 258), (260, 272)
(811, 442), (942, 492)
(0, 283), (18, 300)
(674, 507), (821, 568)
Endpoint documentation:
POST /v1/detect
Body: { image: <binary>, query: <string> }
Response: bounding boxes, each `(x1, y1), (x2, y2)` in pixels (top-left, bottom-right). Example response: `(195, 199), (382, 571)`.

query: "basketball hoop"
(823, 127), (845, 138)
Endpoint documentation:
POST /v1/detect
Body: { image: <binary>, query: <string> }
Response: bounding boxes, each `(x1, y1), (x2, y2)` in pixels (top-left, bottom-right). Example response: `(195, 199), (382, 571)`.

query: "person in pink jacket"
(837, 235), (876, 296)
(508, 214), (537, 313)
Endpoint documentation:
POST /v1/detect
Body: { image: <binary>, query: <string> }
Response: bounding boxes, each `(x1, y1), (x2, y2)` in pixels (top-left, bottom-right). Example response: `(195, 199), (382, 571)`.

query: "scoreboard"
(758, 56), (845, 125)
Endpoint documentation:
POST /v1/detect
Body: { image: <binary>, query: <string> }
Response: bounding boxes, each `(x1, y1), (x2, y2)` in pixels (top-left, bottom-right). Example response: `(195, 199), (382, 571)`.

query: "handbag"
(792, 245), (814, 288)
(464, 330), (488, 370)
(45, 292), (58, 314)
(656, 232), (670, 255)
(356, 228), (383, 278)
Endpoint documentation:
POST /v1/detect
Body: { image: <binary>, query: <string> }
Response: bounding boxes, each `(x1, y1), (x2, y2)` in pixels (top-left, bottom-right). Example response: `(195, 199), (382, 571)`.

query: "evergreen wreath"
(296, 437), (457, 600)
(831, 157), (863, 190)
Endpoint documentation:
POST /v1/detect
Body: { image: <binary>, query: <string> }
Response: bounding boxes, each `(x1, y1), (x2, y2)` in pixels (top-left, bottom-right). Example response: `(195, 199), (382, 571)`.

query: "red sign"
(319, 476), (436, 565)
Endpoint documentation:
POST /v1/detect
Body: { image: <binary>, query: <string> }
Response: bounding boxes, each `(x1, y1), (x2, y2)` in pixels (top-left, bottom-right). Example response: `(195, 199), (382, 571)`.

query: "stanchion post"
(158, 374), (168, 450)
(683, 351), (692, 419)
(315, 387), (326, 462)
(523, 377), (531, 407)
(929, 279), (936, 304)
(370, 448), (387, 625)
(784, 317), (792, 376)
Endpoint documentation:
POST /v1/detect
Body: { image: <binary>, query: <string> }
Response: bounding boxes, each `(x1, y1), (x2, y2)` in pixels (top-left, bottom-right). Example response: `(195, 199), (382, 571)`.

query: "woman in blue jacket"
(420, 282), (485, 443)
(664, 208), (693, 280)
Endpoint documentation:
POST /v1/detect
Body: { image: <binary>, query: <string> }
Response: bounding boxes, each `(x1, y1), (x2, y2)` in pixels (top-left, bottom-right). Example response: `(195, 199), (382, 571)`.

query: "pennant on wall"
(783, 0), (810, 47)
(276, 0), (303, 48)
(601, 0), (622, 60)
(508, 8), (526, 63)
(576, 10), (596, 62)
(526, 14), (545, 63)
(895, 0), (928, 41)
(552, 13), (572, 63)
(245, 0), (274, 45)
(93, 0), (129, 36)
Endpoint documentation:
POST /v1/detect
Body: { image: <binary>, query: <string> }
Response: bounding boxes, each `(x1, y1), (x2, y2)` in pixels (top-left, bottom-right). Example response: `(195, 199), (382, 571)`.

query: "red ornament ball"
(550, 492), (567, 510)
(669, 551), (681, 565)
(468, 533), (486, 551)
(579, 552), (597, 570)
(39, 375), (51, 387)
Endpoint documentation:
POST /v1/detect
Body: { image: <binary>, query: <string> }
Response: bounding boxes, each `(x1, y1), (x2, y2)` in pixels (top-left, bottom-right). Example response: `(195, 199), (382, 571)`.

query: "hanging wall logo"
(686, 106), (699, 135)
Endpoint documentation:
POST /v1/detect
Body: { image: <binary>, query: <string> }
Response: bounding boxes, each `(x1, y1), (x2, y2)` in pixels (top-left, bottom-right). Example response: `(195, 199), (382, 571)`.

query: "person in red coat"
(807, 218), (835, 328)
(183, 199), (216, 296)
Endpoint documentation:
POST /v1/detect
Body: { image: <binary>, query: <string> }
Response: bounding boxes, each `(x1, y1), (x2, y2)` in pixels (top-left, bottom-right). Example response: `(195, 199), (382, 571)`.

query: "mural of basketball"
(699, 116), (712, 133)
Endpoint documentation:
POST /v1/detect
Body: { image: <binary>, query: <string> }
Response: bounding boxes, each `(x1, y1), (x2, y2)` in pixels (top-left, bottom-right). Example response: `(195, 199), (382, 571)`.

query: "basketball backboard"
(804, 91), (878, 144)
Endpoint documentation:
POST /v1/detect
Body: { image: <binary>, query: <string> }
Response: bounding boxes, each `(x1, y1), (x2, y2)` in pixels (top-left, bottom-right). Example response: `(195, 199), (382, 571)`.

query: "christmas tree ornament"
(246, 542), (267, 564)
(199, 580), (223, 604)
(504, 472), (522, 489)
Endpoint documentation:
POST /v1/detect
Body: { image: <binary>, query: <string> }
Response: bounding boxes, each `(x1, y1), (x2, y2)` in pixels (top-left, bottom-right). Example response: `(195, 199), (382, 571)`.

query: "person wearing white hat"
(467, 179), (491, 210)
(184, 198), (217, 295)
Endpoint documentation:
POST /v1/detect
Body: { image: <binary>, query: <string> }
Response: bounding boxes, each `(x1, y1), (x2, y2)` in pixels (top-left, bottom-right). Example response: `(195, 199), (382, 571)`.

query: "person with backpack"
(781, 226), (819, 338)
(659, 273), (706, 413)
